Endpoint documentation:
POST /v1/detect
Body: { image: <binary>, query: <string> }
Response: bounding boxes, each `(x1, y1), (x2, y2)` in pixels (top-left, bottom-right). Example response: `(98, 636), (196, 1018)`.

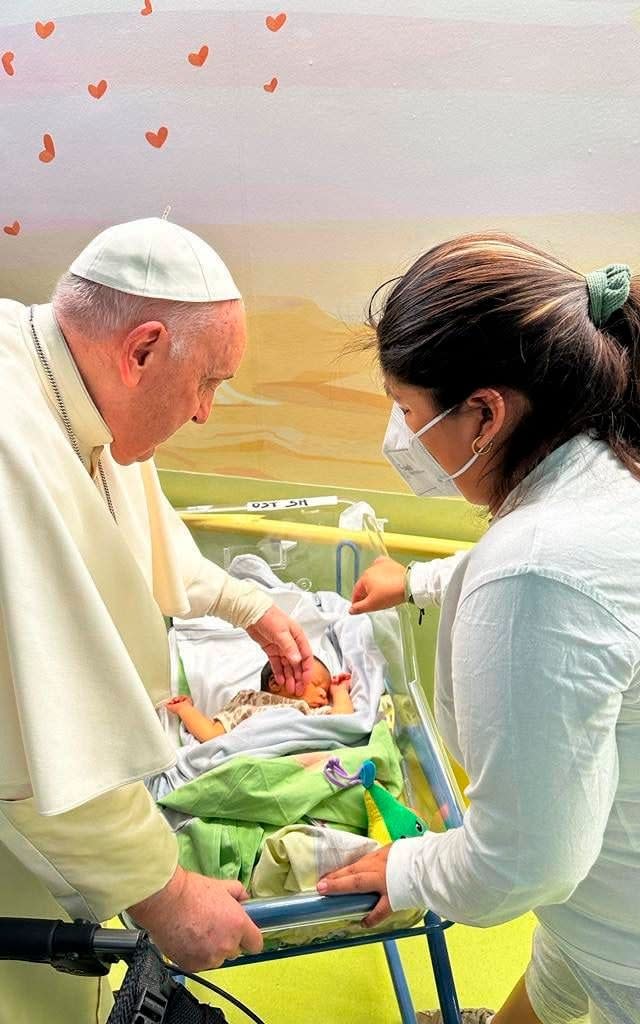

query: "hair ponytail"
(599, 279), (640, 457)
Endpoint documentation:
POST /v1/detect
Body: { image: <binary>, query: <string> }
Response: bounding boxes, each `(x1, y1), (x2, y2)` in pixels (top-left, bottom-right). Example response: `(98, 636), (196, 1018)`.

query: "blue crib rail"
(226, 894), (462, 1024)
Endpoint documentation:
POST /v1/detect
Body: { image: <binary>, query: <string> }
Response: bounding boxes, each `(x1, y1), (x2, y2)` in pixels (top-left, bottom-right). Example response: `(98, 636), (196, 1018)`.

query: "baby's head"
(260, 656), (332, 708)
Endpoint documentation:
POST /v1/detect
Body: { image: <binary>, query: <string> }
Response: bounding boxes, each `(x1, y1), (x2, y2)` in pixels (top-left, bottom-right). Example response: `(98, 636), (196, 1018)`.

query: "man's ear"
(268, 679), (280, 693)
(118, 321), (168, 388)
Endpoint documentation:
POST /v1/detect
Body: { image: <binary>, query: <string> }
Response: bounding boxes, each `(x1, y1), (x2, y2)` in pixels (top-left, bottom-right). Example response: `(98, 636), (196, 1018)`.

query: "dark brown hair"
(371, 233), (640, 507)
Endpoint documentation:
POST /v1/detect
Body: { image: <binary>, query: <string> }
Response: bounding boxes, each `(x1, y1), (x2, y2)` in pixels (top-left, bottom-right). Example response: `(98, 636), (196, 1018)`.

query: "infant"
(166, 656), (353, 743)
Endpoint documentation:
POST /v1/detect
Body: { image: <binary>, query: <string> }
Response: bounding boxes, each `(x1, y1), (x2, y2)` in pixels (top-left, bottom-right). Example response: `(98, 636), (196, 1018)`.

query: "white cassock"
(0, 300), (273, 1022)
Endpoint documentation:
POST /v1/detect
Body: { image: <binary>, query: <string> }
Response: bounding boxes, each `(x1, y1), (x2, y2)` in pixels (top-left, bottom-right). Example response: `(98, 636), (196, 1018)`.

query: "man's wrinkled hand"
(246, 605), (314, 696)
(129, 867), (263, 971)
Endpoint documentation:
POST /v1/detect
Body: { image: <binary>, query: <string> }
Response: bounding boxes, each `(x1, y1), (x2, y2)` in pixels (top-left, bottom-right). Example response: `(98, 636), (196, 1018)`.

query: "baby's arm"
(329, 674), (354, 715)
(166, 696), (227, 742)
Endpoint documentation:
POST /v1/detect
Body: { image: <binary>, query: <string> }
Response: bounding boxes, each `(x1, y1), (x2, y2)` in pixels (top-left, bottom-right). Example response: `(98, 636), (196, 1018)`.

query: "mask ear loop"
(472, 435), (494, 456)
(413, 405), (455, 440)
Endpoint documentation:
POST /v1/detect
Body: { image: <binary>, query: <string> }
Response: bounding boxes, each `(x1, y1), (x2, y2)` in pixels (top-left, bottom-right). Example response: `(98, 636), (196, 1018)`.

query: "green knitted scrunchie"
(585, 263), (631, 327)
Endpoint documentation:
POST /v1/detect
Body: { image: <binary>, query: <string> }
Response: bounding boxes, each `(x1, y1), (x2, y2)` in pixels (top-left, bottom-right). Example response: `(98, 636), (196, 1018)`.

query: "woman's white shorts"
(525, 925), (640, 1024)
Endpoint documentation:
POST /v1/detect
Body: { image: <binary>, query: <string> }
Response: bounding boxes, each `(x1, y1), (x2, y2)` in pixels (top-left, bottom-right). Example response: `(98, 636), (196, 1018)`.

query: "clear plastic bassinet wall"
(168, 478), (482, 714)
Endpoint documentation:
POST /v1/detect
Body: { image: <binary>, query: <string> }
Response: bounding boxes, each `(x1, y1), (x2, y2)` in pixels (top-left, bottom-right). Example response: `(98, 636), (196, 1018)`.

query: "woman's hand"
(317, 845), (393, 927)
(350, 557), (407, 615)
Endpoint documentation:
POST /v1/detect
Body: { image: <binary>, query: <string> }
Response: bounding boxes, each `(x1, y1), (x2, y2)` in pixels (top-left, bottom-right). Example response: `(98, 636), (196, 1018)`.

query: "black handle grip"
(0, 917), (101, 962)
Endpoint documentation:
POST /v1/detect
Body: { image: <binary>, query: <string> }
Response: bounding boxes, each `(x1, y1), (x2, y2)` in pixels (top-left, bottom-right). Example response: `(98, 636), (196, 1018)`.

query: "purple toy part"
(323, 757), (362, 789)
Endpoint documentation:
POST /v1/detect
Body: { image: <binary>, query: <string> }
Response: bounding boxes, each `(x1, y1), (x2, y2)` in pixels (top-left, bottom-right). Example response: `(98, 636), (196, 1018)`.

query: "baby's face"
(268, 658), (332, 708)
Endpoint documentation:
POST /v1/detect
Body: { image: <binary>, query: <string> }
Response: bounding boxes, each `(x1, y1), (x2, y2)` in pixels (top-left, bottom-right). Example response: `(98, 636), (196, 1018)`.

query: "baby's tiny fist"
(166, 695), (192, 714)
(332, 672), (352, 692)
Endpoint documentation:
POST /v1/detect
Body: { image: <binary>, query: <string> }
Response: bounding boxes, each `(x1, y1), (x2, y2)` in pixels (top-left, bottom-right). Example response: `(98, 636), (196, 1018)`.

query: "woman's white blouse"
(387, 435), (640, 985)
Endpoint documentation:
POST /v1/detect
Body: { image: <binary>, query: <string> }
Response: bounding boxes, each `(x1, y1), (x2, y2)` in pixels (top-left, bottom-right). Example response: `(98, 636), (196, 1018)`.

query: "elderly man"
(0, 218), (313, 1022)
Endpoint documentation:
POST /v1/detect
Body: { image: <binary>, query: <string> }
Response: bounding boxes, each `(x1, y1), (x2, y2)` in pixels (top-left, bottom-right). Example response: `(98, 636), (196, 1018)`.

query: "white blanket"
(149, 556), (387, 799)
(250, 824), (379, 898)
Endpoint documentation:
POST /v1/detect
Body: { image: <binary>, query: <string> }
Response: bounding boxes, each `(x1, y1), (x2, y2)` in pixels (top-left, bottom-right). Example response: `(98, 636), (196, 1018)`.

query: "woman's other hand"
(317, 845), (393, 927)
(350, 556), (407, 614)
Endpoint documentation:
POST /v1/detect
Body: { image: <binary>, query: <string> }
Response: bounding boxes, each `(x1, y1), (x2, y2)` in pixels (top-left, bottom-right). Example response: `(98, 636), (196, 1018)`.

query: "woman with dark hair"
(317, 236), (640, 1024)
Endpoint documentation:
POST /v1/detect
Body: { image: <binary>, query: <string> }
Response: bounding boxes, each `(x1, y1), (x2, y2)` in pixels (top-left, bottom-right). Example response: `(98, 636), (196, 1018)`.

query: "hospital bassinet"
(169, 495), (466, 1024)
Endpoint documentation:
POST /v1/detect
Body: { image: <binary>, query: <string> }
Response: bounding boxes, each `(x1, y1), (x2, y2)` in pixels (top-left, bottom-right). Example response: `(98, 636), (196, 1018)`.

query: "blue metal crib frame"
(229, 890), (461, 1024)
(181, 503), (466, 1024)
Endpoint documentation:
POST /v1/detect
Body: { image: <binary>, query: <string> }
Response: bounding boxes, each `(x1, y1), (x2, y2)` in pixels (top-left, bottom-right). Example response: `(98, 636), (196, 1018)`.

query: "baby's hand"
(166, 695), (193, 716)
(331, 672), (352, 692)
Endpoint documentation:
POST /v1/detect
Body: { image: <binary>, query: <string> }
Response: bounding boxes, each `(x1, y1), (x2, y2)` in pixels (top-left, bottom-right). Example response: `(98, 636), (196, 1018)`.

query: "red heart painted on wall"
(88, 79), (108, 99)
(266, 13), (287, 31)
(3, 222), (21, 236)
(39, 133), (56, 163)
(263, 77), (278, 93)
(145, 126), (168, 148)
(2, 52), (15, 76)
(188, 45), (209, 67)
(35, 21), (55, 39)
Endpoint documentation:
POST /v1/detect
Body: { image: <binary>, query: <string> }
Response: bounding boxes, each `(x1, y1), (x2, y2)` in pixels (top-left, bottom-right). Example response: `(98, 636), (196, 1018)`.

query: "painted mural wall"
(2, 1), (640, 490)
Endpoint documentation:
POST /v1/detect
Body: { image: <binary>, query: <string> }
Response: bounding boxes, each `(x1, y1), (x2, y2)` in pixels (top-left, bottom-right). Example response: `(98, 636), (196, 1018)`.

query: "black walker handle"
(0, 917), (144, 975)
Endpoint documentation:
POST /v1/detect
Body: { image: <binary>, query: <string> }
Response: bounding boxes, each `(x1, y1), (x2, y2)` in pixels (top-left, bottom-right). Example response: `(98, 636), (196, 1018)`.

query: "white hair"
(51, 273), (227, 358)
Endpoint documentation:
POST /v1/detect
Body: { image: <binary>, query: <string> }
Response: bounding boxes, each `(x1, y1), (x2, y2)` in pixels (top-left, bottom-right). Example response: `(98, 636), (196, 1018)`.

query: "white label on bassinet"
(183, 495), (340, 514)
(245, 496), (338, 512)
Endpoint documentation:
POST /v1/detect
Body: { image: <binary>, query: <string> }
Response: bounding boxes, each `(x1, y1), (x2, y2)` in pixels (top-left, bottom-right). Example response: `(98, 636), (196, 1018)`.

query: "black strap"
(108, 939), (227, 1024)
(166, 984), (227, 1024)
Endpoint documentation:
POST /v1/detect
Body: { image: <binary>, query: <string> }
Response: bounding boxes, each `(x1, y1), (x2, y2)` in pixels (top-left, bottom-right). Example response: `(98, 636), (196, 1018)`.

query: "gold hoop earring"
(472, 435), (494, 456)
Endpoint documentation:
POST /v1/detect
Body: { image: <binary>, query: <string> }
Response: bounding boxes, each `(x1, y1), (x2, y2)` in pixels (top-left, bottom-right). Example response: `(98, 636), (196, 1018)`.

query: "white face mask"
(382, 402), (481, 497)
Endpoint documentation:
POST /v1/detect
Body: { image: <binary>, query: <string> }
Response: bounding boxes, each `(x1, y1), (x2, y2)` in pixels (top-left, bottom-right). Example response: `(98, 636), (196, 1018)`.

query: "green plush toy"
(324, 758), (428, 844)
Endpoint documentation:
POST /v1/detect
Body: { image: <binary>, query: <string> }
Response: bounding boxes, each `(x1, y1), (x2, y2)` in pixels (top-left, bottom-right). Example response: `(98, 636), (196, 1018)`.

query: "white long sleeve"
(137, 460), (273, 629)
(159, 489), (273, 628)
(408, 551), (468, 609)
(388, 572), (630, 927)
